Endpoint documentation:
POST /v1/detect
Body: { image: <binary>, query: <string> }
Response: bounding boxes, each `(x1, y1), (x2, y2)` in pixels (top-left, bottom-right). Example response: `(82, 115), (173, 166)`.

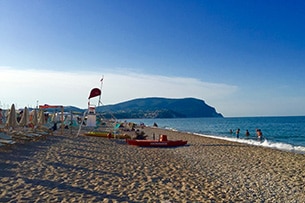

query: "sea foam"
(194, 132), (305, 154)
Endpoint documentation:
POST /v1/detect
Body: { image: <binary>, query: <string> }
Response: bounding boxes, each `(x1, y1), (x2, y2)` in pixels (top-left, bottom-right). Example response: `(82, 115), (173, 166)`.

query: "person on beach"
(17, 110), (23, 123)
(49, 122), (58, 131)
(229, 129), (233, 134)
(256, 129), (263, 140)
(236, 128), (240, 138)
(245, 129), (250, 136)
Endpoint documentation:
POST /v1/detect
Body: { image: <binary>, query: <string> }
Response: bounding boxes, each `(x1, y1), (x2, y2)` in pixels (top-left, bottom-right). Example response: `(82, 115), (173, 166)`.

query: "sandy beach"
(1, 126), (305, 202)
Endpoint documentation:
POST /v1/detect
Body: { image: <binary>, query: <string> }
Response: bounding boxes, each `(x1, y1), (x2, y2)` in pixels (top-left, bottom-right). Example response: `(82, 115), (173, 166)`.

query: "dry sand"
(1, 126), (305, 202)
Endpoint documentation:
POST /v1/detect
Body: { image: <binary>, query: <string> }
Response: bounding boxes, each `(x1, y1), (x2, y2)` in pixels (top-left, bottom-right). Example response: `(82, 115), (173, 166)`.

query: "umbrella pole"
(61, 107), (64, 135)
(70, 111), (73, 135)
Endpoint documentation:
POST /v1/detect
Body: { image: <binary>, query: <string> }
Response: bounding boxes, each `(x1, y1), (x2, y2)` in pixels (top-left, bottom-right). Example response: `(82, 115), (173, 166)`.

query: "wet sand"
(1, 126), (305, 202)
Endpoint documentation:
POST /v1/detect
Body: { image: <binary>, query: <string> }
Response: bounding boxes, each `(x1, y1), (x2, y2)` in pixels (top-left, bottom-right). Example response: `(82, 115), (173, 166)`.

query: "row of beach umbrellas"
(1, 104), (51, 145)
(5, 104), (47, 129)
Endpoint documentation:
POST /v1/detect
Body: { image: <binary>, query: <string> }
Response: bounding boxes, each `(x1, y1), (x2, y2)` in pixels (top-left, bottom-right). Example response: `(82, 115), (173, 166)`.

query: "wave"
(164, 126), (305, 154)
(193, 132), (305, 154)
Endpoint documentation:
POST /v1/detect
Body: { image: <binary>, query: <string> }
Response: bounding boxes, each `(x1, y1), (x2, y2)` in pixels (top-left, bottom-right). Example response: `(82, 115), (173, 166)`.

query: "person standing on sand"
(236, 128), (240, 138)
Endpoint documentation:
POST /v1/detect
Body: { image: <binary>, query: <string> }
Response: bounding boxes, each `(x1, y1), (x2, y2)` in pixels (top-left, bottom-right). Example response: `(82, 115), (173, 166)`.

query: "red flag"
(88, 88), (101, 99)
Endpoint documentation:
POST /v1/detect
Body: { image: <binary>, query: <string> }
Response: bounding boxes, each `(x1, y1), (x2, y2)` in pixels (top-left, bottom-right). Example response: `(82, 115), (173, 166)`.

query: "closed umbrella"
(37, 109), (46, 126)
(18, 107), (29, 127)
(6, 104), (18, 129)
(31, 109), (38, 126)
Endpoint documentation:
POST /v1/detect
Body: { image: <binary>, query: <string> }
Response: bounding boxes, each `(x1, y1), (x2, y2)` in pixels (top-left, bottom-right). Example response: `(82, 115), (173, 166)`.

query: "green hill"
(95, 97), (223, 119)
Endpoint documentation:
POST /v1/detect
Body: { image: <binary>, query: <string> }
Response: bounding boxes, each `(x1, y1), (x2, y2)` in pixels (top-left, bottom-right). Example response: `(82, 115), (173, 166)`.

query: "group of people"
(230, 128), (263, 140)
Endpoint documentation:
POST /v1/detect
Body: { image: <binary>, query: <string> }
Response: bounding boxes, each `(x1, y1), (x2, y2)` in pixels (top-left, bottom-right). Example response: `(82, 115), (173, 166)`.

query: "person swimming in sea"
(256, 129), (263, 140)
(236, 128), (240, 138)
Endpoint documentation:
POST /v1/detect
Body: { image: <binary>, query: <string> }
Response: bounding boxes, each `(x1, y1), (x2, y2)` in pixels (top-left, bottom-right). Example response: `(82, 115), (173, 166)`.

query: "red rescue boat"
(126, 135), (187, 147)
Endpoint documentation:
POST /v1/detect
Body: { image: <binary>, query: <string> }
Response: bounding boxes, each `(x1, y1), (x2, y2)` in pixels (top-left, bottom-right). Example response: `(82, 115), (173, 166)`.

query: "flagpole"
(98, 75), (104, 107)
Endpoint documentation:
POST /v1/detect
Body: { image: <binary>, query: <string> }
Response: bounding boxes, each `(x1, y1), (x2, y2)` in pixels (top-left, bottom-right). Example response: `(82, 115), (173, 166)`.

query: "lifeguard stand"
(86, 105), (96, 127)
(77, 86), (102, 136)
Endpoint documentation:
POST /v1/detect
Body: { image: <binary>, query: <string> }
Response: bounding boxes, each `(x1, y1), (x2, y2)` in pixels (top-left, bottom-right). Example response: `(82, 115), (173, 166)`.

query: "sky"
(1, 0), (305, 117)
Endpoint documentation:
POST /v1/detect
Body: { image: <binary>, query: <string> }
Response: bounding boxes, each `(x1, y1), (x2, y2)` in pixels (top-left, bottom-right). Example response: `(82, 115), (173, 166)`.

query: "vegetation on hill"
(94, 97), (223, 119)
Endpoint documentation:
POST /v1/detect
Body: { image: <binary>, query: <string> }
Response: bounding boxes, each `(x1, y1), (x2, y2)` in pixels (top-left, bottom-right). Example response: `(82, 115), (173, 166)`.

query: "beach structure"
(87, 87), (102, 127)
(39, 104), (64, 134)
(77, 77), (122, 137)
(87, 104), (97, 127)
(77, 86), (102, 135)
(87, 77), (104, 127)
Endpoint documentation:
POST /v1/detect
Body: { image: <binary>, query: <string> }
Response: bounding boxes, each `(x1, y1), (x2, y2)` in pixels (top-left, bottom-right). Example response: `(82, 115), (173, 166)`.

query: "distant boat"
(126, 135), (187, 147)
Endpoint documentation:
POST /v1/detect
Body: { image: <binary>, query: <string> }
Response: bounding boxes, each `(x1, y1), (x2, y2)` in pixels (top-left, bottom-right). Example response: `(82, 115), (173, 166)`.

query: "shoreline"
(125, 117), (305, 154)
(1, 126), (305, 202)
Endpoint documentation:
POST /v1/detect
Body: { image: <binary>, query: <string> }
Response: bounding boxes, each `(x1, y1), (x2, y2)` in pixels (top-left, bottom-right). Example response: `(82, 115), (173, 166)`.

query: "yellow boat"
(83, 131), (131, 139)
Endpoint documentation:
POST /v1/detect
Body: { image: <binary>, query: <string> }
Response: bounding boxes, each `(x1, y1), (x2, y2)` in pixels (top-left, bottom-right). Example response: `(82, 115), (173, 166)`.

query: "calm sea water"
(125, 116), (305, 154)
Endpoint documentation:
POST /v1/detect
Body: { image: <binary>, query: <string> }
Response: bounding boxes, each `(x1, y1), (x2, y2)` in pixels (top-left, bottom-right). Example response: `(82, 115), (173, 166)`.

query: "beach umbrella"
(6, 104), (18, 129)
(18, 107), (30, 127)
(30, 109), (38, 126)
(37, 109), (46, 126)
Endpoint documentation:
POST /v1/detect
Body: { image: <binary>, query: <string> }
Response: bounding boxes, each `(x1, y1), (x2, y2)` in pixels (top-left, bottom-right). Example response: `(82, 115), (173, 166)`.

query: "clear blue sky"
(1, 0), (305, 117)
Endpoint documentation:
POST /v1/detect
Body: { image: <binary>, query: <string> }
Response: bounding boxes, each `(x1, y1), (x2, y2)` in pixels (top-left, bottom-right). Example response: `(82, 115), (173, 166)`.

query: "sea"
(125, 116), (305, 154)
